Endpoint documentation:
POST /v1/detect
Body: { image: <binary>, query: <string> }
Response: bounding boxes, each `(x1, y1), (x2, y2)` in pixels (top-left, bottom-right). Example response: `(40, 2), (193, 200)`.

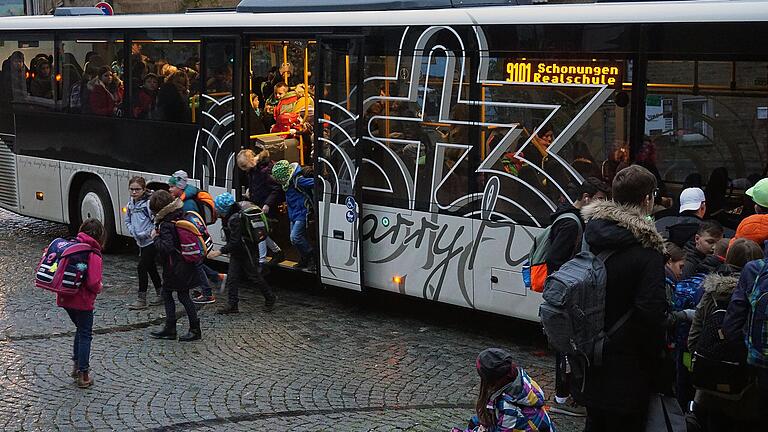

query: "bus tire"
(74, 178), (117, 251)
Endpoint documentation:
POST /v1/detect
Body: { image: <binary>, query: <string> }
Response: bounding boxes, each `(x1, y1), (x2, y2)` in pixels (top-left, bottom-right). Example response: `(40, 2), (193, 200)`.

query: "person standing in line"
(574, 165), (668, 432)
(148, 190), (201, 342)
(548, 177), (609, 417)
(210, 193), (277, 315)
(57, 218), (104, 389)
(124, 177), (163, 309)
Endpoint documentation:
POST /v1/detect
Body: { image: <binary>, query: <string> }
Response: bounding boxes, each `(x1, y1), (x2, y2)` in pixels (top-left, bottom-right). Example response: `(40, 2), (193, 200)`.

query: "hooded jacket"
(154, 198), (198, 291)
(285, 164), (315, 223)
(125, 191), (154, 248)
(246, 150), (283, 218)
(56, 232), (103, 311)
(545, 203), (583, 274)
(572, 200), (667, 414)
(682, 241), (724, 279)
(178, 184), (201, 214)
(453, 367), (553, 432)
(688, 269), (740, 353)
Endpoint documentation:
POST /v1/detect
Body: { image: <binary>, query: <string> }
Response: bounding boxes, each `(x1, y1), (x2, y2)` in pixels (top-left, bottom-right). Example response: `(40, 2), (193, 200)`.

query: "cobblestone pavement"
(0, 209), (584, 431)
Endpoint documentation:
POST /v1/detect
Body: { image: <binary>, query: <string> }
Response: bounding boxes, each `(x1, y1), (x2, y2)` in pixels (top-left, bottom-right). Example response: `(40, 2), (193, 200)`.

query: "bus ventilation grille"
(0, 140), (18, 208)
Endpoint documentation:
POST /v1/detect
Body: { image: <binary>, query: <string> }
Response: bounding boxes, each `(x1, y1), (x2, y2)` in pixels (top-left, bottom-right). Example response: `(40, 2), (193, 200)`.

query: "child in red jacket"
(56, 218), (104, 389)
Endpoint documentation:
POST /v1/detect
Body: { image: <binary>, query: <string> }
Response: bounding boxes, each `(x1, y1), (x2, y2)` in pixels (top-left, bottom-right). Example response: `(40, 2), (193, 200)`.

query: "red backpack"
(35, 238), (99, 294)
(174, 211), (211, 263)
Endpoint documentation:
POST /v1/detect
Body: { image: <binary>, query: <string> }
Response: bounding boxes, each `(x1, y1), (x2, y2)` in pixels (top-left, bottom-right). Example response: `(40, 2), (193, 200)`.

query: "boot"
(150, 321), (177, 340)
(77, 370), (93, 388)
(178, 320), (201, 342)
(128, 292), (148, 310)
(216, 302), (239, 315)
(148, 287), (163, 306)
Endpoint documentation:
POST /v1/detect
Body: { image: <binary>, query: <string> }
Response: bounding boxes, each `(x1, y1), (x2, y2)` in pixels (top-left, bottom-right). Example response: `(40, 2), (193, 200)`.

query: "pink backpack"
(35, 238), (98, 295)
(174, 211), (210, 263)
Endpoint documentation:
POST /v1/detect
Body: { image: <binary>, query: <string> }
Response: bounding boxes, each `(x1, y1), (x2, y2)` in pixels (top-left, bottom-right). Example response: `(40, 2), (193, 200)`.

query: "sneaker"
(192, 294), (216, 304)
(127, 298), (147, 310)
(270, 250), (285, 265)
(216, 303), (239, 315)
(148, 294), (164, 306)
(549, 397), (587, 417)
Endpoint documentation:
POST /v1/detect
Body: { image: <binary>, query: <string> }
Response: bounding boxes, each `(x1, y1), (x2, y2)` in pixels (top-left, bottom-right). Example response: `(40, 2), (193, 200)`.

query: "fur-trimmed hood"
(154, 197), (183, 221)
(701, 272), (740, 302)
(581, 200), (665, 254)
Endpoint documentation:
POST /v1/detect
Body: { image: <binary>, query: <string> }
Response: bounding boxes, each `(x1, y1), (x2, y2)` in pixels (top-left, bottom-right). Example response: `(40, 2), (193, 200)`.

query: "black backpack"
(691, 299), (751, 398)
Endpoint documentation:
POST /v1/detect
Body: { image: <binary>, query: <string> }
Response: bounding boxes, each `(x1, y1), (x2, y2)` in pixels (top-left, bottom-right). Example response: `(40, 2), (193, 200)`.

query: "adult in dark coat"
(573, 165), (668, 432)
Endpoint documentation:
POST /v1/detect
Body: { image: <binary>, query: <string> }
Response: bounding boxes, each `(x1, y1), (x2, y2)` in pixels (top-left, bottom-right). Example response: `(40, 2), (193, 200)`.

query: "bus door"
(198, 36), (241, 245)
(315, 36), (365, 291)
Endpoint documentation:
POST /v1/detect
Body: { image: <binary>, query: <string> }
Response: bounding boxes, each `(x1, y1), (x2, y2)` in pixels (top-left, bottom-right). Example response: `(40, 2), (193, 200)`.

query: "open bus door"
(314, 36), (364, 291)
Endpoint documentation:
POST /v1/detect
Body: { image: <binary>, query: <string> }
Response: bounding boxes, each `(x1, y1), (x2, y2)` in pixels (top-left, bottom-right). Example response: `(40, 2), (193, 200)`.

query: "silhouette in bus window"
(88, 67), (120, 117)
(156, 71), (191, 123)
(132, 73), (159, 119)
(206, 64), (232, 94)
(29, 58), (53, 99)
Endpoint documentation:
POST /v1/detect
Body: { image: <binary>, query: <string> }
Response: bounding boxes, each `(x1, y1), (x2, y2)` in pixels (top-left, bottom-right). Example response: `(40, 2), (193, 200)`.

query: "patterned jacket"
(453, 367), (554, 432)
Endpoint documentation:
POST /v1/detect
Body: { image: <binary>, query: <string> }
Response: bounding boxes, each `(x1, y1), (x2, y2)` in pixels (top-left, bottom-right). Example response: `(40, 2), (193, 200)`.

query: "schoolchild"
(681, 221), (724, 279)
(236, 148), (285, 265)
(271, 160), (316, 270)
(148, 190), (201, 342)
(167, 170), (219, 304)
(210, 193), (277, 314)
(57, 218), (104, 389)
(124, 176), (162, 309)
(451, 348), (554, 432)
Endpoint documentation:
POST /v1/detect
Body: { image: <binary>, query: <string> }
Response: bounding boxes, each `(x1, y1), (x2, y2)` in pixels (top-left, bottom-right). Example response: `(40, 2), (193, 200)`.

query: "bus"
(1, 0), (767, 320)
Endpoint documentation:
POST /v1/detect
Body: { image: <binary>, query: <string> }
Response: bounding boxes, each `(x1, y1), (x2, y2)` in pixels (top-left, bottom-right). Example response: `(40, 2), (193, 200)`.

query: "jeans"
(194, 262), (218, 297)
(225, 254), (275, 306)
(162, 287), (198, 326)
(137, 243), (162, 294)
(65, 308), (94, 372)
(258, 236), (281, 264)
(290, 219), (312, 259)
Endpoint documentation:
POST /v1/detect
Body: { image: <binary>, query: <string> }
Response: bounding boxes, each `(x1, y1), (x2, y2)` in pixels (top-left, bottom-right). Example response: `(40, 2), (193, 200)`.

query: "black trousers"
(138, 243), (162, 293)
(162, 288), (198, 325)
(226, 254), (275, 306)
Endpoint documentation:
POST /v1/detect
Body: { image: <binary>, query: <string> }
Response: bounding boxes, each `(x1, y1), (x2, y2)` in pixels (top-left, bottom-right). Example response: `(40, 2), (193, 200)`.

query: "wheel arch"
(65, 171), (119, 227)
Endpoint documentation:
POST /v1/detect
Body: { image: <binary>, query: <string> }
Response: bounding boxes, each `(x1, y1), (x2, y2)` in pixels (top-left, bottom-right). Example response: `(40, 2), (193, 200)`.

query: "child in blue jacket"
(271, 160), (315, 271)
(124, 176), (162, 309)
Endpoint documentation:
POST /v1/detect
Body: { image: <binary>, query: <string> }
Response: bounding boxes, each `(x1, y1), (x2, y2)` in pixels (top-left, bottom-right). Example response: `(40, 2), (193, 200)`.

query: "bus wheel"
(75, 178), (117, 251)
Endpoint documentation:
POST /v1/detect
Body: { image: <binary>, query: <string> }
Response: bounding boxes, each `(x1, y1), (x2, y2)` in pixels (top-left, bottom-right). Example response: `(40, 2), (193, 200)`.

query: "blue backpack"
(670, 274), (706, 356)
(746, 260), (768, 368)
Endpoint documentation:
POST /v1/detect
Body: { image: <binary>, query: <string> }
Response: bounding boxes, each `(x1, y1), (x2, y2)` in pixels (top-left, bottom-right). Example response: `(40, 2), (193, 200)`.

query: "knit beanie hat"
(476, 348), (518, 382)
(168, 170), (188, 189)
(214, 192), (235, 215)
(271, 160), (292, 189)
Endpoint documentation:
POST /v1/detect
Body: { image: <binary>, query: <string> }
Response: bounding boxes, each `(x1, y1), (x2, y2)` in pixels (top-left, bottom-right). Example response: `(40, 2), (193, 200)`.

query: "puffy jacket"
(723, 259), (765, 345)
(546, 203), (583, 274)
(246, 152), (283, 218)
(125, 192), (154, 248)
(286, 165), (315, 223)
(56, 232), (103, 311)
(179, 184), (201, 214)
(572, 200), (667, 414)
(153, 198), (198, 291)
(688, 269), (740, 353)
(732, 214), (768, 248)
(453, 367), (553, 432)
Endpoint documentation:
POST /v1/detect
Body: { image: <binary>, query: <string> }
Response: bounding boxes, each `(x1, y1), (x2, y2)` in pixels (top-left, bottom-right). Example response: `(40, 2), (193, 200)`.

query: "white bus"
(1, 0), (767, 320)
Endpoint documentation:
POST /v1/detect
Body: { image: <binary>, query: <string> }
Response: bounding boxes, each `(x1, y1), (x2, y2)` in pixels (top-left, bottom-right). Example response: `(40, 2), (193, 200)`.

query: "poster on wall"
(0, 0), (24, 16)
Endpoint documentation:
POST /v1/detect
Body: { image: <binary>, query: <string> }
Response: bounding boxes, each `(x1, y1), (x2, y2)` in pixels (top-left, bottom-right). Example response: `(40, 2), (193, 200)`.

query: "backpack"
(193, 190), (217, 225)
(34, 238), (99, 295)
(240, 205), (269, 245)
(527, 212), (582, 293)
(539, 249), (626, 367)
(691, 299), (751, 397)
(173, 211), (210, 263)
(291, 168), (315, 217)
(746, 260), (768, 368)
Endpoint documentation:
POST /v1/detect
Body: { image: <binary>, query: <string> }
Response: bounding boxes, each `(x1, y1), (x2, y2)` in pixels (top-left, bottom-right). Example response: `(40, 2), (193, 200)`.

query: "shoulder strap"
(61, 243), (95, 258)
(593, 308), (634, 366)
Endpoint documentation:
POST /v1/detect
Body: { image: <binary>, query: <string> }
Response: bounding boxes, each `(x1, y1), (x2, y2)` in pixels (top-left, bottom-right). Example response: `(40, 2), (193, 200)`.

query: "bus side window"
(0, 35), (55, 112)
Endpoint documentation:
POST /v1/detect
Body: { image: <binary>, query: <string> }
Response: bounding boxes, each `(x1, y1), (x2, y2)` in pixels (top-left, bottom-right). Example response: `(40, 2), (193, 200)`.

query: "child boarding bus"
(1, 0), (767, 320)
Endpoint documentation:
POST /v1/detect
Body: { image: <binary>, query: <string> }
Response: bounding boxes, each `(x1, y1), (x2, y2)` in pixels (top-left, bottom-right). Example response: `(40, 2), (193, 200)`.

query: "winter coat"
(688, 270), (740, 353)
(125, 192), (155, 248)
(246, 151), (283, 218)
(453, 367), (554, 432)
(153, 199), (198, 291)
(545, 203), (583, 274)
(732, 214), (768, 248)
(572, 200), (667, 414)
(132, 87), (156, 119)
(723, 259), (765, 345)
(179, 184), (201, 214)
(682, 241), (723, 279)
(88, 79), (117, 116)
(286, 165), (315, 223)
(56, 232), (103, 311)
(655, 214), (702, 246)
